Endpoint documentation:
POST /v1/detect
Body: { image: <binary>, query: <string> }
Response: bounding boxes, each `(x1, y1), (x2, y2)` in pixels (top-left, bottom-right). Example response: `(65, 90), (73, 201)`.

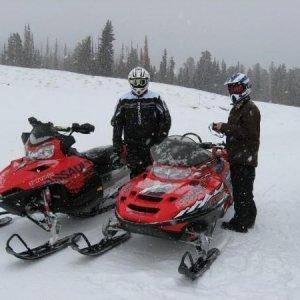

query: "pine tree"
(115, 44), (127, 78)
(0, 44), (8, 64)
(167, 56), (175, 84)
(97, 20), (115, 76)
(72, 36), (93, 74)
(22, 24), (35, 67)
(142, 36), (150, 71)
(126, 45), (139, 72)
(52, 39), (59, 69)
(159, 49), (168, 83)
(7, 33), (23, 66)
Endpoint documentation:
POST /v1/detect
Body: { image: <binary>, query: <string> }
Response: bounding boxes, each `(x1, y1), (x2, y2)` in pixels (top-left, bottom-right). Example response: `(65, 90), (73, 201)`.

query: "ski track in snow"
(0, 65), (299, 300)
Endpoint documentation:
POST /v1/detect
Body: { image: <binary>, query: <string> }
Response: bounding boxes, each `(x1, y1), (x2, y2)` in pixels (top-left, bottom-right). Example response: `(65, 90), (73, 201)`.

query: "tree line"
(1, 21), (300, 107)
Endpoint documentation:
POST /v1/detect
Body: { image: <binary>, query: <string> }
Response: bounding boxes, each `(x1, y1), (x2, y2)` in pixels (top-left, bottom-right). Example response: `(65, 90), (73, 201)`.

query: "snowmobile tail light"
(26, 144), (54, 160)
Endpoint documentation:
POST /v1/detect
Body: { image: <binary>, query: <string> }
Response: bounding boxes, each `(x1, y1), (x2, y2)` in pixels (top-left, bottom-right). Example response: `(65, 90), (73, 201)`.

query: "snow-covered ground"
(0, 65), (299, 300)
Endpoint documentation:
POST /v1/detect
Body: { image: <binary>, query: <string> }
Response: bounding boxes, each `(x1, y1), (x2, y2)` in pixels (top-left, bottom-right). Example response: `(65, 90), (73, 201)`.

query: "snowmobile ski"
(178, 248), (220, 280)
(70, 231), (131, 256)
(0, 216), (13, 227)
(5, 233), (76, 260)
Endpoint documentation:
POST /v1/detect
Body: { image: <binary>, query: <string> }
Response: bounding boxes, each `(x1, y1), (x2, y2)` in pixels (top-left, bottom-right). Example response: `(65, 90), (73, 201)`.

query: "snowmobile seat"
(80, 146), (114, 166)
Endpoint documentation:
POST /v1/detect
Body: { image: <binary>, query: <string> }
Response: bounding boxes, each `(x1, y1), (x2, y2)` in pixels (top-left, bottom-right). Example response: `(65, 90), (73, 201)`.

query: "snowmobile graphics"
(71, 133), (233, 279)
(0, 117), (130, 259)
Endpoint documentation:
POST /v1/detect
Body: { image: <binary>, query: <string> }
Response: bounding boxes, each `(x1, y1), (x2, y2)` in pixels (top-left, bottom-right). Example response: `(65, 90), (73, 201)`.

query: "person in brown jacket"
(213, 73), (260, 233)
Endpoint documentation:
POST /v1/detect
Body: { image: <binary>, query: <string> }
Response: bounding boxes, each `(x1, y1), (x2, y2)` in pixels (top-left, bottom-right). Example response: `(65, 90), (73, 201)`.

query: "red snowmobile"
(71, 133), (233, 280)
(0, 117), (130, 259)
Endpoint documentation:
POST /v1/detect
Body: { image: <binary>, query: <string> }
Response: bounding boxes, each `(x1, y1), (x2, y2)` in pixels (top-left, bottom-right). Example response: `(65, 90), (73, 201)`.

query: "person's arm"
(156, 96), (171, 139)
(220, 106), (260, 140)
(111, 99), (124, 154)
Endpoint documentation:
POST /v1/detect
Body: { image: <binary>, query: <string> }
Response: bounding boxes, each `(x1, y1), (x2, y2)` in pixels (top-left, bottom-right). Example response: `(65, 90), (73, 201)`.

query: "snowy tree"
(96, 20), (115, 76)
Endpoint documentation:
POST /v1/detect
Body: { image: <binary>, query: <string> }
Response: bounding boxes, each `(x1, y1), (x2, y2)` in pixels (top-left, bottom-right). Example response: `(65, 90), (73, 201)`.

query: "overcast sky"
(0, 0), (299, 68)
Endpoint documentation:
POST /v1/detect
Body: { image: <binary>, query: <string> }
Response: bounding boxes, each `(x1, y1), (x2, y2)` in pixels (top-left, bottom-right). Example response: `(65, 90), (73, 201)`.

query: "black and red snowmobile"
(70, 133), (233, 280)
(0, 117), (130, 260)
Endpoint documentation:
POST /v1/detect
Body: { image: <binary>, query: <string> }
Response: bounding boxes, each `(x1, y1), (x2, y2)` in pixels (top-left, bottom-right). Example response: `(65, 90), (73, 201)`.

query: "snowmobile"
(0, 117), (130, 260)
(70, 133), (233, 280)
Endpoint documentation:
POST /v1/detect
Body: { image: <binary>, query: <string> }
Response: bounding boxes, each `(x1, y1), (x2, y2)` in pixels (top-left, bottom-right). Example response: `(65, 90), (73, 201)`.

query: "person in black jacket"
(213, 73), (261, 233)
(111, 67), (171, 176)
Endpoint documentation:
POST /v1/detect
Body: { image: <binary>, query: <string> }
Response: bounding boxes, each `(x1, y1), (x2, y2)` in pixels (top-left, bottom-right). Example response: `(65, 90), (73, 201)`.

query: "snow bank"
(0, 65), (299, 300)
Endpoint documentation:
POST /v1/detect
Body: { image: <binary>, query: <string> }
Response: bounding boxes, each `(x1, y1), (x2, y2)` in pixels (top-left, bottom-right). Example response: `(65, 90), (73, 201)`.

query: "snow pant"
(230, 165), (257, 227)
(126, 144), (152, 177)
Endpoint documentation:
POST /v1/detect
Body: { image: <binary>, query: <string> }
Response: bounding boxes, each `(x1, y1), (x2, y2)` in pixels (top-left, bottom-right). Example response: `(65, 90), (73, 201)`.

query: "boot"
(222, 218), (248, 233)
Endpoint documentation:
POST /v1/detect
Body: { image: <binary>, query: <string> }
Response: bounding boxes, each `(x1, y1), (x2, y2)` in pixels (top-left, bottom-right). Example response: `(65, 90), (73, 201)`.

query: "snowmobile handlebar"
(28, 117), (95, 134)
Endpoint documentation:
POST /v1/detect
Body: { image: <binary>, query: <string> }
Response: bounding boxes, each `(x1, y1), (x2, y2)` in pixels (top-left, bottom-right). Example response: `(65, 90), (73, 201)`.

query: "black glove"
(72, 123), (80, 132)
(110, 152), (123, 168)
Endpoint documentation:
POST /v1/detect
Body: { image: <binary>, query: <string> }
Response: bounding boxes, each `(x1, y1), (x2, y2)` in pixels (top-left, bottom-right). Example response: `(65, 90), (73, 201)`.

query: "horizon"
(0, 0), (299, 69)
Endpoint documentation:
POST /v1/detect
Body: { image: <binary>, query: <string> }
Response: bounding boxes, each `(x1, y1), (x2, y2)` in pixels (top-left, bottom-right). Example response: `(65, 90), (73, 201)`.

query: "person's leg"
(126, 144), (152, 177)
(236, 166), (256, 227)
(223, 165), (257, 232)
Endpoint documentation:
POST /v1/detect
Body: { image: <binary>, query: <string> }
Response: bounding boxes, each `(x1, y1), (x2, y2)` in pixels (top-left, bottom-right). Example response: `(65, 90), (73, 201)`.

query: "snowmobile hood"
(116, 164), (226, 225)
(0, 156), (93, 195)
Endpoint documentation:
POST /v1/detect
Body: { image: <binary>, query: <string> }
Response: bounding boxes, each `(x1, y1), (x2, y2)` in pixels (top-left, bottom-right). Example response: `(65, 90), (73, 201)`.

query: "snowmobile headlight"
(26, 144), (54, 160)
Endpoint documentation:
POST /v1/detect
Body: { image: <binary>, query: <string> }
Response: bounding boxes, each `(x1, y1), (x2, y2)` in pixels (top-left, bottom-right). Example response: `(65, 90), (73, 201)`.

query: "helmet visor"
(227, 83), (245, 95)
(129, 78), (148, 88)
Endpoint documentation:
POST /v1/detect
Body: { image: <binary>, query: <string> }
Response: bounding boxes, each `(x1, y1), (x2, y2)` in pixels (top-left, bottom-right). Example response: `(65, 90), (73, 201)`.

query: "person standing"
(213, 73), (260, 232)
(111, 67), (171, 176)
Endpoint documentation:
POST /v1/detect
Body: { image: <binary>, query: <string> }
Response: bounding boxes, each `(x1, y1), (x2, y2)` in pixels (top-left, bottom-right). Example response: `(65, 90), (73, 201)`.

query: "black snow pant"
(230, 165), (257, 227)
(126, 143), (152, 177)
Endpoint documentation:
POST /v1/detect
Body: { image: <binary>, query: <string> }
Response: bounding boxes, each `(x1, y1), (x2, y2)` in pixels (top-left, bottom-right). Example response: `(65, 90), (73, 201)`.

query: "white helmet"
(224, 73), (251, 104)
(128, 67), (150, 96)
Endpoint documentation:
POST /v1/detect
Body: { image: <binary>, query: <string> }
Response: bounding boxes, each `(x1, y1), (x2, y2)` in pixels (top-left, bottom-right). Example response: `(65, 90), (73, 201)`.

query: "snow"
(0, 65), (299, 300)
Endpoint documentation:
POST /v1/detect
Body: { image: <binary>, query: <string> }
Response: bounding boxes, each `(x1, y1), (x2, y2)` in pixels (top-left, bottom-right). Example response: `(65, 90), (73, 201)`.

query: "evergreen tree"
(159, 49), (168, 82)
(126, 45), (139, 72)
(115, 44), (127, 78)
(142, 36), (151, 71)
(52, 39), (59, 69)
(22, 24), (35, 67)
(0, 44), (8, 64)
(97, 20), (115, 76)
(72, 36), (93, 74)
(7, 33), (23, 66)
(167, 56), (175, 84)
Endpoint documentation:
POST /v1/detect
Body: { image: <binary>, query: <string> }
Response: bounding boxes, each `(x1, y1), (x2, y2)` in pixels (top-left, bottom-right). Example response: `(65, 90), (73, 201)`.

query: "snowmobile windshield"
(27, 123), (58, 145)
(151, 136), (212, 167)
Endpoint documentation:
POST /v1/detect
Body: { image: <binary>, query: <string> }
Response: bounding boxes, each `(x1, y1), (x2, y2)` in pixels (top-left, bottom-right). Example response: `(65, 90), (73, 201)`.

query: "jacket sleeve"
(220, 105), (260, 141)
(156, 96), (171, 138)
(111, 99), (124, 153)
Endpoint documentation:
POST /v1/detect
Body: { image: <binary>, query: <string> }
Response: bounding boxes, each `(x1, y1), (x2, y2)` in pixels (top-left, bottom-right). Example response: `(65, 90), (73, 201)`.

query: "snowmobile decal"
(175, 184), (224, 218)
(45, 161), (91, 184)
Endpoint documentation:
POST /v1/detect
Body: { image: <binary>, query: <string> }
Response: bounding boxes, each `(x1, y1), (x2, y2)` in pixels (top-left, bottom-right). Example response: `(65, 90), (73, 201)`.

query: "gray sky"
(0, 0), (299, 68)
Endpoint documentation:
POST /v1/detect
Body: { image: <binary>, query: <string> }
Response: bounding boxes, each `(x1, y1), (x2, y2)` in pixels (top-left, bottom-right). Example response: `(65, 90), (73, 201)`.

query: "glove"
(110, 152), (123, 168)
(212, 122), (223, 132)
(72, 123), (80, 132)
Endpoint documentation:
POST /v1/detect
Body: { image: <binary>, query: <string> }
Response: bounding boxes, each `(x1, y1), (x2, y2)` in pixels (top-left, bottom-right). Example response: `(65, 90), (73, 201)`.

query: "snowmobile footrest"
(70, 231), (131, 256)
(0, 217), (13, 227)
(178, 248), (220, 280)
(6, 233), (74, 260)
